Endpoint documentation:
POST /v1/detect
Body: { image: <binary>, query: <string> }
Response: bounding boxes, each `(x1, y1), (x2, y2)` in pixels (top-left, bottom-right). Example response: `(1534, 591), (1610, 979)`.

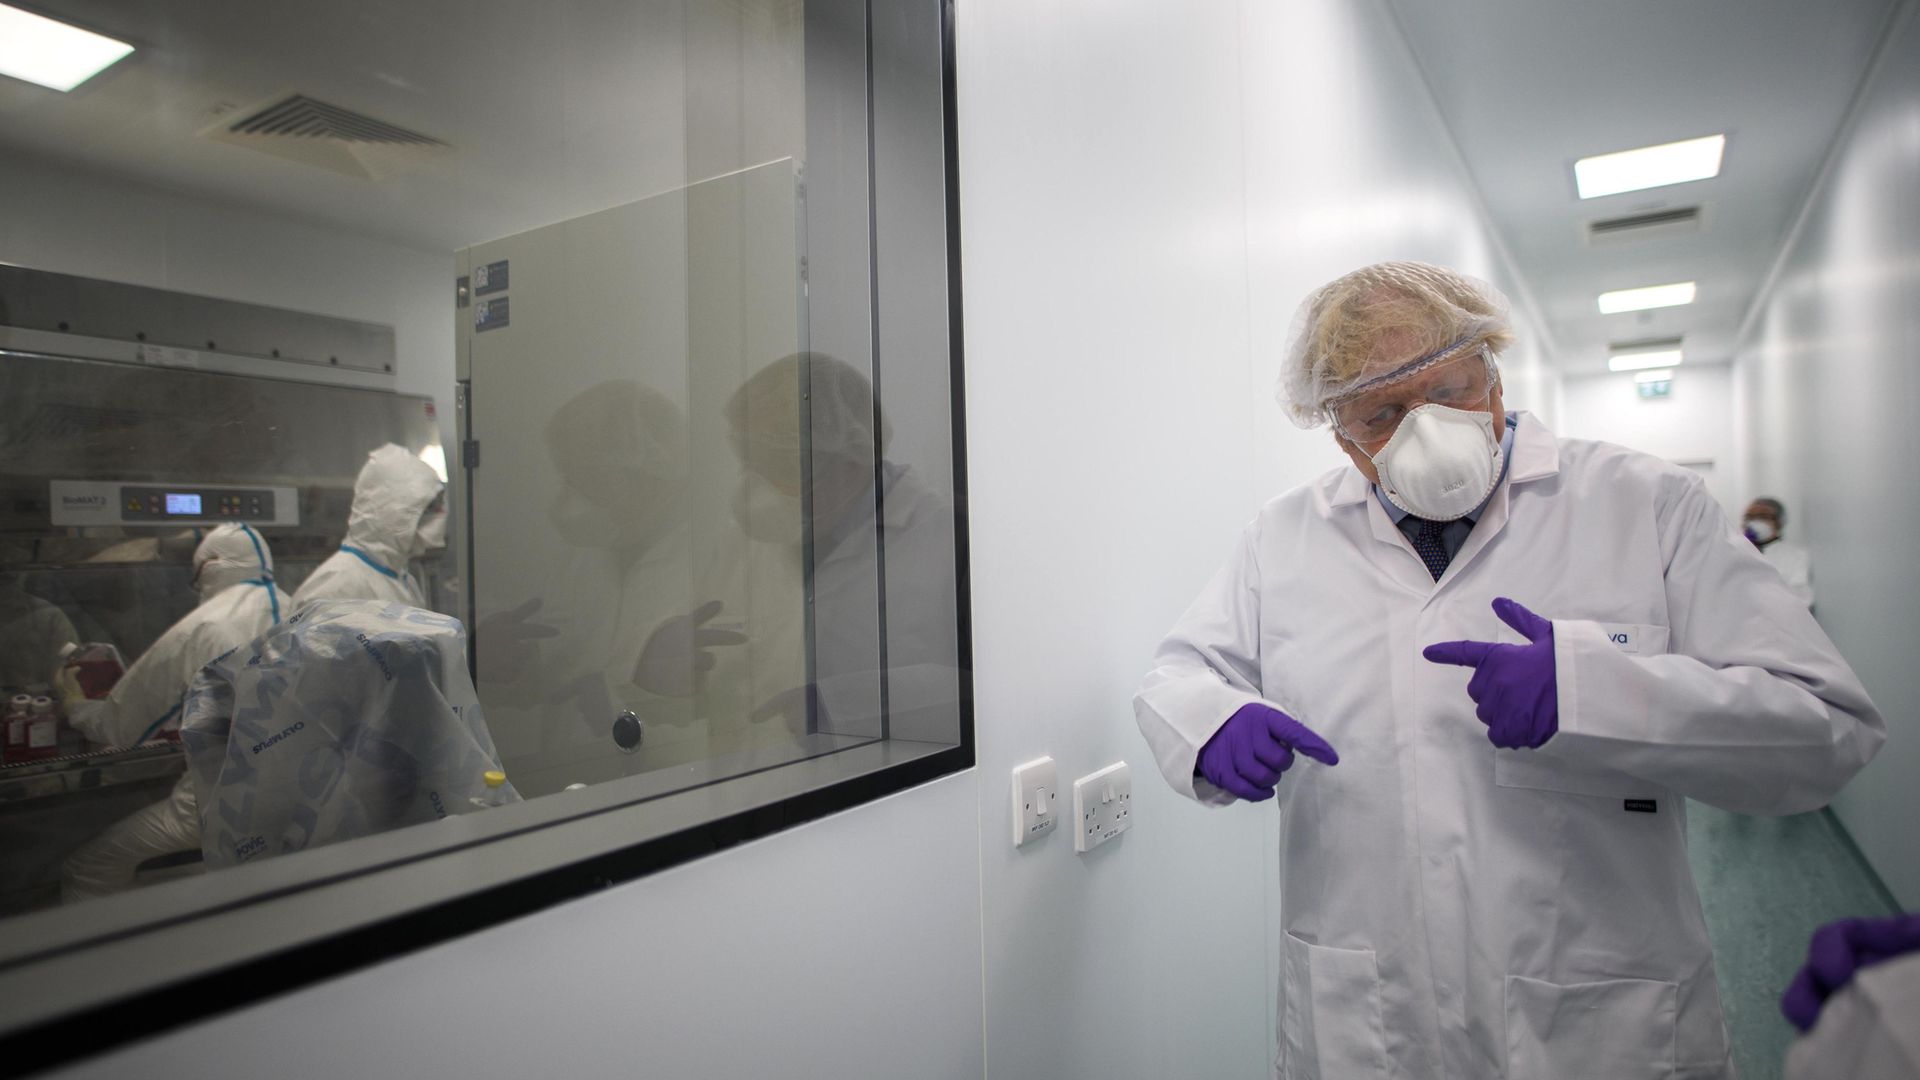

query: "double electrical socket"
(1011, 757), (1132, 853)
(1072, 761), (1132, 853)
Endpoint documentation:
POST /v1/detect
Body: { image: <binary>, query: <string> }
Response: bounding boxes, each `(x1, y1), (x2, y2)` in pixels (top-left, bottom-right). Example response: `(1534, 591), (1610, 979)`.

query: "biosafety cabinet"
(0, 266), (448, 915)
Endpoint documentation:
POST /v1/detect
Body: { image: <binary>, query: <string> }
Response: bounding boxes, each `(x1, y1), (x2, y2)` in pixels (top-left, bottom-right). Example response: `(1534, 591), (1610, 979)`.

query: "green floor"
(1686, 802), (1901, 1080)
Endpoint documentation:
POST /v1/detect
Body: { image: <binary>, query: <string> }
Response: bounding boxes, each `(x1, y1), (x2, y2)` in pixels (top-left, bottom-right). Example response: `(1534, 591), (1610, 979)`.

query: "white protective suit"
(1135, 413), (1885, 1080)
(292, 443), (443, 611)
(62, 524), (290, 900)
(1785, 952), (1920, 1080)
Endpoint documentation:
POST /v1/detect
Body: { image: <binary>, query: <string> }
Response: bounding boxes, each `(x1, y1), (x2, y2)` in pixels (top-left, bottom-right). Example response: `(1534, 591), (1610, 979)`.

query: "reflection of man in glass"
(479, 380), (743, 786)
(726, 353), (961, 741)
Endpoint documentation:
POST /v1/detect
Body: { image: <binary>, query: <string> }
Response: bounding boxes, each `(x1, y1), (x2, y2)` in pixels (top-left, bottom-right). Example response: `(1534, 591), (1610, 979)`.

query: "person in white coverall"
(58, 523), (291, 899)
(1133, 261), (1885, 1080)
(292, 443), (446, 611)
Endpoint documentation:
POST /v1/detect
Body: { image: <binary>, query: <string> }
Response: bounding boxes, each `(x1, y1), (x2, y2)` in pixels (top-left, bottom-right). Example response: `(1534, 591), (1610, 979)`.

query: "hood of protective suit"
(344, 444), (445, 569)
(193, 523), (276, 602)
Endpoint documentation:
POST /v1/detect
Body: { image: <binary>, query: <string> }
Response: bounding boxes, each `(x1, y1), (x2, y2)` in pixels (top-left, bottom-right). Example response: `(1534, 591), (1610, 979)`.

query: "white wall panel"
(1733, 2), (1920, 906)
(959, 0), (1556, 1075)
(45, 771), (984, 1080)
(1558, 365), (1741, 517)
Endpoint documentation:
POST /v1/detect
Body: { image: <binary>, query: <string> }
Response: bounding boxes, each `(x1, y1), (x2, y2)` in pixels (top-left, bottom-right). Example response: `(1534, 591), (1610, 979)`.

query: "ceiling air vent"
(203, 94), (451, 181)
(1583, 205), (1703, 247)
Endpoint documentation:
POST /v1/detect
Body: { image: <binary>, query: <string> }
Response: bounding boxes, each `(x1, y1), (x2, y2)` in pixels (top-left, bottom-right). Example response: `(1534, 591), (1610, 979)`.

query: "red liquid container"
(59, 642), (127, 699)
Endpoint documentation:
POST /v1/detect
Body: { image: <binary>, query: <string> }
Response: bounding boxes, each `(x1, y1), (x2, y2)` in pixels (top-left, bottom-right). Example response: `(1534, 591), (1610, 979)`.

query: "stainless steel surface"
(1, 347), (451, 654)
(0, 744), (184, 806)
(0, 264), (396, 375)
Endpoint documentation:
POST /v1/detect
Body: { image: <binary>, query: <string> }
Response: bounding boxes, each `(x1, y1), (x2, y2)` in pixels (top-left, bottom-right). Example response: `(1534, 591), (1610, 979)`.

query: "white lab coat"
(1785, 952), (1920, 1079)
(293, 444), (441, 611)
(1135, 413), (1884, 1080)
(1762, 538), (1815, 609)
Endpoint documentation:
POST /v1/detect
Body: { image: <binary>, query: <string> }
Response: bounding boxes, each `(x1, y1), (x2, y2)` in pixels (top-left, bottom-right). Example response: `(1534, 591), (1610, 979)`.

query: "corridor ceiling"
(1389, 0), (1899, 374)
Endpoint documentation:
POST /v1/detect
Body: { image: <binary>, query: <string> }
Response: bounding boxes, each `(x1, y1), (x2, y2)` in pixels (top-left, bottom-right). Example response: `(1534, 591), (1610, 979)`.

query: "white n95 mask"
(1371, 404), (1502, 521)
(1744, 519), (1778, 544)
(412, 508), (449, 554)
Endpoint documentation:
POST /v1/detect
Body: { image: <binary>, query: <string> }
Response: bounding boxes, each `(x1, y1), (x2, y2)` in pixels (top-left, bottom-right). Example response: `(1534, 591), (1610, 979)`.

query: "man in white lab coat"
(1743, 496), (1815, 609)
(292, 443), (445, 612)
(1135, 261), (1884, 1080)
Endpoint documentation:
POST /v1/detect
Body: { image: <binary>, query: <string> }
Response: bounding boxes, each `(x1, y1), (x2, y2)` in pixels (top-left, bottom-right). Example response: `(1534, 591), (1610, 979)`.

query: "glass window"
(0, 0), (965, 1056)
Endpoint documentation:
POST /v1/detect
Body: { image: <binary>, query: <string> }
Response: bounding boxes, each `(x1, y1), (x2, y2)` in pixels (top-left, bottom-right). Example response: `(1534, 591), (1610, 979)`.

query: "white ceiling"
(1389, 0), (1897, 374)
(0, 1), (802, 253)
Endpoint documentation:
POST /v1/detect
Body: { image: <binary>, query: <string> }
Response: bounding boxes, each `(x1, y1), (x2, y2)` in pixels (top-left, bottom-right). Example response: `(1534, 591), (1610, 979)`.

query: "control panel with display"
(49, 480), (301, 528)
(120, 486), (276, 523)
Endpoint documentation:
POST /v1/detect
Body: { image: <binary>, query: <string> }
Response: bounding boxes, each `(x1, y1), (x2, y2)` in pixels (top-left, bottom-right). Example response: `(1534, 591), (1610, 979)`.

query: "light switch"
(1073, 762), (1132, 853)
(1011, 757), (1058, 848)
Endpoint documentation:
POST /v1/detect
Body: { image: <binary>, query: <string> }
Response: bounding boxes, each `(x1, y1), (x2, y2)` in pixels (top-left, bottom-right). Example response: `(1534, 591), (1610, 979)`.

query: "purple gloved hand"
(1421, 597), (1559, 749)
(1196, 702), (1338, 802)
(1781, 914), (1920, 1032)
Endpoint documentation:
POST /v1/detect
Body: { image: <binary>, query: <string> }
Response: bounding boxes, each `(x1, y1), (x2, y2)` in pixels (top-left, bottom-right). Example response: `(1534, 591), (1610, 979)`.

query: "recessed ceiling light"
(0, 4), (133, 92)
(1576, 135), (1726, 199)
(1632, 368), (1677, 383)
(1610, 349), (1684, 372)
(1597, 281), (1696, 314)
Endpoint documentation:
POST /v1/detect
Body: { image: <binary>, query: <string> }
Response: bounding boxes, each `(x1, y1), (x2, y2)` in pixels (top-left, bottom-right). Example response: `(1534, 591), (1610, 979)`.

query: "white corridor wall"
(962, 0), (1554, 1075)
(1732, 0), (1920, 907)
(1557, 365), (1742, 518)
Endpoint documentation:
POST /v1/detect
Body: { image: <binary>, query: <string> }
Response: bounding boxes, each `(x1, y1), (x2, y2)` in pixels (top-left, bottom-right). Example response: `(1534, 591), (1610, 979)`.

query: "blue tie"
(1412, 517), (1451, 581)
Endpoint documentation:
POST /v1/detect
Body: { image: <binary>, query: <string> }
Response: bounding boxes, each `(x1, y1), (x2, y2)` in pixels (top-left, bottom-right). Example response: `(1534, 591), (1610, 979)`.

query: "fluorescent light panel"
(1576, 135), (1726, 199)
(1610, 349), (1684, 372)
(1632, 369), (1676, 383)
(1597, 281), (1696, 314)
(0, 4), (133, 92)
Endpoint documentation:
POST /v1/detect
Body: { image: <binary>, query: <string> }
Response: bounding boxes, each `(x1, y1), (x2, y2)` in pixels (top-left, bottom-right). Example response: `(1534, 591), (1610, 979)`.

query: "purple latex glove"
(1421, 597), (1559, 749)
(1196, 702), (1339, 802)
(1781, 914), (1920, 1032)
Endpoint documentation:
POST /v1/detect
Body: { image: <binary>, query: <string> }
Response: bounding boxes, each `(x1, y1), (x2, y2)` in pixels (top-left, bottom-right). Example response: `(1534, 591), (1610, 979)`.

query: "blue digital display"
(165, 493), (202, 515)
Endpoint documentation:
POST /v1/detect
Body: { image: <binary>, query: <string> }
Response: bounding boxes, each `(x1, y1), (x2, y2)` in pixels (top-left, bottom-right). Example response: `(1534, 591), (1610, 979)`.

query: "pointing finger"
(1492, 597), (1551, 643)
(1270, 715), (1339, 767)
(1423, 640), (1496, 668)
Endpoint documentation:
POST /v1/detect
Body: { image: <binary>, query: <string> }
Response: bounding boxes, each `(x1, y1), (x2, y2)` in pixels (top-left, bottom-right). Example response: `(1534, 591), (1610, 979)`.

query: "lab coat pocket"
(1505, 974), (1676, 1079)
(1280, 932), (1387, 1079)
(1591, 622), (1668, 656)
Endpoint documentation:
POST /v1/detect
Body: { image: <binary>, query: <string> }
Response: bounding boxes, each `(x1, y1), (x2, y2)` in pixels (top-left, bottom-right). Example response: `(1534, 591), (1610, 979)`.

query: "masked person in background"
(59, 523), (291, 899)
(1135, 261), (1884, 1080)
(1744, 496), (1814, 610)
(727, 353), (961, 741)
(293, 444), (445, 612)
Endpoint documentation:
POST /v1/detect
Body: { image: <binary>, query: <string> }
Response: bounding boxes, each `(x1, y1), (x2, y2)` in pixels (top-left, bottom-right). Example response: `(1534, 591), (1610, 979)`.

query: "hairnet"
(1279, 261), (1516, 428)
(726, 352), (891, 466)
(544, 380), (689, 498)
(193, 523), (274, 598)
(1751, 497), (1786, 524)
